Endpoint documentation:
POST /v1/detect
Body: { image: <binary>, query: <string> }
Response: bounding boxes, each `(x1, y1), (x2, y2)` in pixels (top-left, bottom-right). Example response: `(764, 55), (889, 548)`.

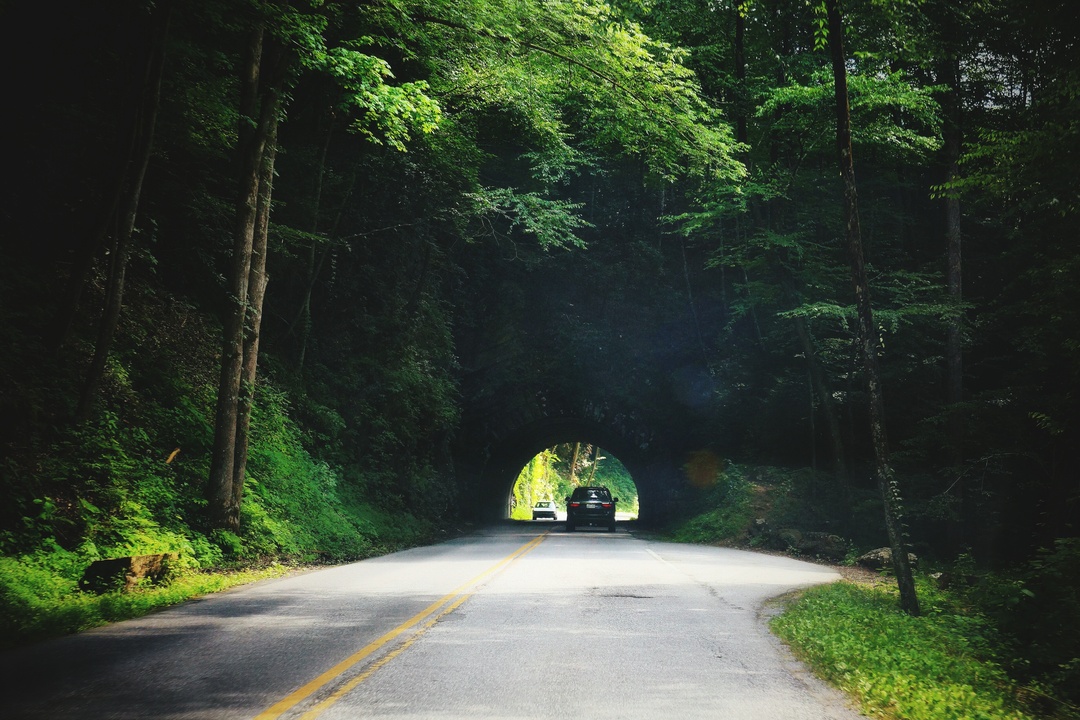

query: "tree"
(567, 442), (582, 486)
(65, 2), (172, 421)
(207, 15), (288, 531)
(824, 0), (919, 615)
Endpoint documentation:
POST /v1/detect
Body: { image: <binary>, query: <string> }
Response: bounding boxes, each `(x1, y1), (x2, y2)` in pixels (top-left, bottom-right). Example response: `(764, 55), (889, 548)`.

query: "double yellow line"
(255, 532), (548, 720)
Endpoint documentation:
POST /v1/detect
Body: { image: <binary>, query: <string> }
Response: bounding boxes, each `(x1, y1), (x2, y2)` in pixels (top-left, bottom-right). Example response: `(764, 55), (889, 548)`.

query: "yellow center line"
(298, 593), (472, 720)
(255, 532), (548, 720)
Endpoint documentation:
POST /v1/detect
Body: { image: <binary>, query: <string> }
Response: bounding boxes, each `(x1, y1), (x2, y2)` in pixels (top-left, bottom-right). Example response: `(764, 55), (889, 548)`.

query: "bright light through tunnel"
(510, 443), (639, 522)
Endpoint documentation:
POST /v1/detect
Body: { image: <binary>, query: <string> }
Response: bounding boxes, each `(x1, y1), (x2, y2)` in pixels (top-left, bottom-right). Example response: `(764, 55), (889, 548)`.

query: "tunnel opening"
(509, 444), (640, 522)
(473, 414), (677, 524)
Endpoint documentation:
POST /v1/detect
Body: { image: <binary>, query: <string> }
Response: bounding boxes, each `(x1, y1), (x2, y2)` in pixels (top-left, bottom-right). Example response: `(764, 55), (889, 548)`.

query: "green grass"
(0, 555), (291, 650)
(771, 579), (1045, 720)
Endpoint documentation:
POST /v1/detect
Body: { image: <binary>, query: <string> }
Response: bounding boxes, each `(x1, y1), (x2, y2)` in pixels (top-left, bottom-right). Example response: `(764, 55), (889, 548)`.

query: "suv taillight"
(569, 502), (580, 508)
(602, 502), (613, 508)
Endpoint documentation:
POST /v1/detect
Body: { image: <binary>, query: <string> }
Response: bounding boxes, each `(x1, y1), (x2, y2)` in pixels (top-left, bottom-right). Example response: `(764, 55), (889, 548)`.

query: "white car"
(531, 501), (558, 520)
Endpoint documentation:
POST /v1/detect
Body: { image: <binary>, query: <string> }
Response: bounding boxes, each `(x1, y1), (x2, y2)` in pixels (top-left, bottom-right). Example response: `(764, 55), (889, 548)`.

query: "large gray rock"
(770, 528), (850, 561)
(798, 532), (849, 561)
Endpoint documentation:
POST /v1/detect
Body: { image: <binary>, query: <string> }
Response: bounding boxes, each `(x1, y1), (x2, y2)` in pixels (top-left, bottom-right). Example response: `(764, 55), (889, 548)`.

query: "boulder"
(798, 532), (849, 561)
(777, 528), (804, 548)
(855, 547), (917, 571)
(772, 528), (849, 560)
(80, 553), (178, 593)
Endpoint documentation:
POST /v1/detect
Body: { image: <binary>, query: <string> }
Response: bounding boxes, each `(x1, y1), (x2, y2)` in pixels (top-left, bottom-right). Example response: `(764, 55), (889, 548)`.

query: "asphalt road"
(0, 524), (863, 719)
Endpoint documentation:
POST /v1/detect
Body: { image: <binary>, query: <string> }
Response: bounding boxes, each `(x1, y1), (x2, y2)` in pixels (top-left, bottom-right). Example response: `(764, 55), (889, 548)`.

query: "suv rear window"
(570, 487), (611, 501)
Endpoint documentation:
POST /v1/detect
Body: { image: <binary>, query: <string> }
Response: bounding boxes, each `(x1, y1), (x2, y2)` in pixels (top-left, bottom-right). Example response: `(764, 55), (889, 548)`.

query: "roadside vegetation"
(772, 566), (1080, 720)
(0, 274), (458, 651)
(0, 559), (290, 650)
(667, 465), (1080, 719)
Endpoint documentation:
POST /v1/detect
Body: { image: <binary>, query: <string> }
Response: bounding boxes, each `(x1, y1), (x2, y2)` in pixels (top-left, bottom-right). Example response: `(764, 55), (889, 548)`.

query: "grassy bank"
(0, 508), (463, 651)
(0, 559), (292, 649)
(771, 578), (1075, 720)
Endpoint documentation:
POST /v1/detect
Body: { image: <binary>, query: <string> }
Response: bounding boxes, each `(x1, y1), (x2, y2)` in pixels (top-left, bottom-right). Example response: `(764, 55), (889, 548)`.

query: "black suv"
(565, 486), (617, 532)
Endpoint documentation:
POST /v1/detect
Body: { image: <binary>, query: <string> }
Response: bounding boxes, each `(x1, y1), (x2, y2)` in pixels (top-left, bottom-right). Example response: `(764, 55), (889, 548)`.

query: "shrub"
(669, 465), (754, 544)
(953, 540), (1080, 713)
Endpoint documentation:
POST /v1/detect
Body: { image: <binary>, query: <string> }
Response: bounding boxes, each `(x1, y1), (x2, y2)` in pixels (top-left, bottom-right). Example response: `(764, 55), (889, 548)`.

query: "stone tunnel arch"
(474, 415), (682, 524)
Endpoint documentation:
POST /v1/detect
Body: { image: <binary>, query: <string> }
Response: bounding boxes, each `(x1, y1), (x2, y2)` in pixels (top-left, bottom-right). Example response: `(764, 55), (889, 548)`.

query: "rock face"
(855, 547), (918, 571)
(80, 553), (178, 593)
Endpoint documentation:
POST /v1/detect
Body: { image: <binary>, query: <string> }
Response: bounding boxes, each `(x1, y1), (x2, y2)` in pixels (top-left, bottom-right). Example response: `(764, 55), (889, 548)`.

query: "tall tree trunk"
(792, 315), (848, 479)
(283, 152), (356, 374)
(681, 237), (709, 364)
(942, 55), (964, 460)
(295, 123), (333, 371)
(734, 2), (748, 146)
(75, 3), (171, 421)
(826, 0), (919, 615)
(940, 35), (966, 552)
(51, 219), (113, 355)
(232, 119), (279, 512)
(208, 23), (284, 531)
(55, 2), (169, 356)
(779, 261), (847, 480)
(567, 442), (581, 486)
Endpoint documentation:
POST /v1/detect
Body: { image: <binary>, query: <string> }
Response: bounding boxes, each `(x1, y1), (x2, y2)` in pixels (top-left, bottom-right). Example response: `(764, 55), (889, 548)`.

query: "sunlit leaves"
(956, 111), (1080, 218)
(417, 0), (745, 182)
(317, 47), (442, 151)
(759, 68), (942, 161)
(466, 187), (590, 250)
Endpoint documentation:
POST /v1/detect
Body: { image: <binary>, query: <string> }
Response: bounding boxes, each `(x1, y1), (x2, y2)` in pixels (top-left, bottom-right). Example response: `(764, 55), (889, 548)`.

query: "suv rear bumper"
(566, 508), (616, 528)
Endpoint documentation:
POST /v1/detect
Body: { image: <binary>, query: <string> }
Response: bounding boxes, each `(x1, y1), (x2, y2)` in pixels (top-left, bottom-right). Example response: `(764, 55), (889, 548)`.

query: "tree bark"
(792, 315), (848, 480)
(587, 445), (601, 484)
(938, 30), (966, 551)
(295, 123), (333, 371)
(942, 54), (964, 461)
(74, 3), (172, 421)
(567, 442), (581, 486)
(232, 118), (279, 513)
(826, 0), (919, 615)
(734, 2), (748, 146)
(208, 22), (284, 531)
(282, 149), (356, 374)
(681, 237), (709, 365)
